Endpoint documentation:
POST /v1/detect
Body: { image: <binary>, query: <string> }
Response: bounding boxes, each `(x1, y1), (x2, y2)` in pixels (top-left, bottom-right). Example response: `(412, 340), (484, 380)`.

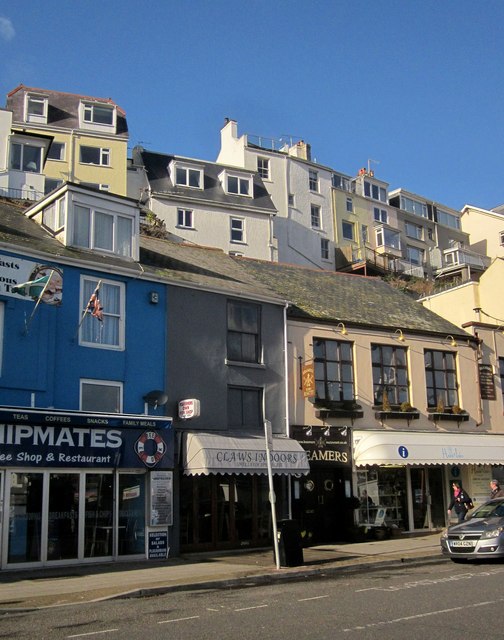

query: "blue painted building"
(0, 186), (173, 569)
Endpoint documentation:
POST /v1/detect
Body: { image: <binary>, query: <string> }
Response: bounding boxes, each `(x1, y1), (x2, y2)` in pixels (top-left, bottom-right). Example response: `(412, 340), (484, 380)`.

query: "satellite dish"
(143, 390), (168, 408)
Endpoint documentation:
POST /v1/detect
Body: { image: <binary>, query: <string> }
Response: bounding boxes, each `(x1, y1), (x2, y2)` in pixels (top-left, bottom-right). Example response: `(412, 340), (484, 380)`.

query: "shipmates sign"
(0, 408), (174, 469)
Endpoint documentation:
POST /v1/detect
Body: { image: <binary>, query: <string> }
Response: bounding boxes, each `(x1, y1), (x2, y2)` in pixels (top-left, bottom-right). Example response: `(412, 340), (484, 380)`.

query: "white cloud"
(0, 17), (15, 42)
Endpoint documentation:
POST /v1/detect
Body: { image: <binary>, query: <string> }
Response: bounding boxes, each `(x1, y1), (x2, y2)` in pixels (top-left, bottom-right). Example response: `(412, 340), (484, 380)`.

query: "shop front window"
(8, 472), (43, 563)
(84, 473), (114, 557)
(357, 468), (407, 530)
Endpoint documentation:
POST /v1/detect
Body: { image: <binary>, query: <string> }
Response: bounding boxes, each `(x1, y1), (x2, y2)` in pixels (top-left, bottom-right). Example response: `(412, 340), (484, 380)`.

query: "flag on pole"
(12, 275), (51, 300)
(88, 287), (103, 321)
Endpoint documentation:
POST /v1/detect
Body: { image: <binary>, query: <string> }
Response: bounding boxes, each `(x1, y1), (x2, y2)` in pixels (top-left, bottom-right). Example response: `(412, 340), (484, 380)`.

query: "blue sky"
(0, 1), (503, 211)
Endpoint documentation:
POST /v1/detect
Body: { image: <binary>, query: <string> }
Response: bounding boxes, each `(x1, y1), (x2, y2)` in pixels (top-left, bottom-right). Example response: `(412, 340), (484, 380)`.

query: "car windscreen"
(472, 503), (504, 518)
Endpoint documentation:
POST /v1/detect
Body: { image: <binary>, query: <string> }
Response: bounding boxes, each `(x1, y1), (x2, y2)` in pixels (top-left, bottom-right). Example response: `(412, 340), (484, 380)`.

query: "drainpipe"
(283, 300), (293, 519)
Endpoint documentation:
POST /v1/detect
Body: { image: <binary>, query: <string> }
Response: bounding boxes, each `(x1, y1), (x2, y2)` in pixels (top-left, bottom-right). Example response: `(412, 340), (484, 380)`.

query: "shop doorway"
(410, 467), (445, 529)
(293, 469), (349, 544)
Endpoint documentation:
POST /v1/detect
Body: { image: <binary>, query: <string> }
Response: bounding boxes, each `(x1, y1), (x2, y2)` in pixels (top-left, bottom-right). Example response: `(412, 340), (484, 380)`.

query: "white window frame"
(71, 203), (134, 258)
(80, 102), (116, 131)
(174, 164), (203, 189)
(309, 169), (319, 192)
(25, 94), (48, 124)
(230, 217), (245, 243)
(42, 198), (66, 232)
(80, 182), (110, 192)
(400, 195), (428, 218)
(79, 276), (125, 351)
(79, 146), (110, 166)
(257, 157), (270, 180)
(364, 181), (387, 203)
(226, 174), (252, 197)
(47, 142), (66, 161)
(376, 226), (401, 250)
(10, 142), (43, 173)
(80, 379), (123, 412)
(437, 209), (461, 230)
(311, 204), (321, 229)
(500, 231), (504, 247)
(346, 197), (353, 213)
(177, 208), (194, 228)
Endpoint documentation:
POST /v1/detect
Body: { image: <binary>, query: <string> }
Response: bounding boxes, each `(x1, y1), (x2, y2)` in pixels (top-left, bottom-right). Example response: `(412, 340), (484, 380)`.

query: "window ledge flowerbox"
(427, 410), (469, 422)
(374, 410), (420, 421)
(310, 399), (363, 420)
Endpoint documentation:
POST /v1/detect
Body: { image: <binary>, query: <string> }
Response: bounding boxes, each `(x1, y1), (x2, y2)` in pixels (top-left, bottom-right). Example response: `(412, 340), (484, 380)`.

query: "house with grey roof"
(128, 146), (277, 261)
(233, 257), (502, 542)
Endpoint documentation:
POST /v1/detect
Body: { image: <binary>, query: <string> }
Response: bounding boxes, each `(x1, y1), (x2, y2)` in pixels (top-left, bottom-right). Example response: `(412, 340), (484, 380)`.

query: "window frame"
(424, 349), (459, 409)
(376, 226), (401, 250)
(227, 299), (261, 364)
(80, 102), (116, 130)
(79, 145), (110, 166)
(371, 343), (410, 406)
(10, 142), (43, 173)
(227, 385), (263, 431)
(311, 204), (321, 229)
(226, 174), (252, 197)
(257, 157), (270, 180)
(346, 197), (354, 213)
(79, 276), (125, 351)
(406, 245), (424, 266)
(230, 217), (245, 243)
(80, 379), (123, 413)
(47, 142), (66, 161)
(309, 169), (319, 192)
(25, 94), (48, 123)
(500, 231), (504, 247)
(374, 207), (388, 224)
(313, 337), (355, 403)
(71, 203), (134, 258)
(405, 221), (423, 240)
(174, 165), (203, 189)
(321, 238), (330, 260)
(342, 220), (355, 241)
(177, 208), (194, 229)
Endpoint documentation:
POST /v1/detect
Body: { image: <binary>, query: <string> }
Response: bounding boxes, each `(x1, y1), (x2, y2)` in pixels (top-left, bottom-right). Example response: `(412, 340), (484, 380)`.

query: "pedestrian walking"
(490, 479), (504, 499)
(447, 481), (472, 523)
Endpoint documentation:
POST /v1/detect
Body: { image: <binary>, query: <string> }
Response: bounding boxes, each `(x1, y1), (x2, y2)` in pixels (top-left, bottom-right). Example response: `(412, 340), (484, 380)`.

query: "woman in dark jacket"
(447, 481), (472, 523)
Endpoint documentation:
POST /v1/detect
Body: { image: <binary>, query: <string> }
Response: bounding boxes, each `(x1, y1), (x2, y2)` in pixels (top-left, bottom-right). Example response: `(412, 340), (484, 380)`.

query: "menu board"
(150, 470), (173, 526)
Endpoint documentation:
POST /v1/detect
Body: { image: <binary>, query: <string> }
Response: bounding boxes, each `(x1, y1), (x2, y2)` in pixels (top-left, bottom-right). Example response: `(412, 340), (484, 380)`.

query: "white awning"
(183, 432), (310, 476)
(353, 430), (504, 467)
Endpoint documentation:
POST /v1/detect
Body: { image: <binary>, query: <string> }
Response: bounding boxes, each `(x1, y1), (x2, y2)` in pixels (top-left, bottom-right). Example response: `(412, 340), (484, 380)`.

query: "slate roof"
(139, 236), (284, 302)
(234, 257), (471, 338)
(0, 198), (284, 303)
(134, 147), (276, 213)
(6, 85), (128, 137)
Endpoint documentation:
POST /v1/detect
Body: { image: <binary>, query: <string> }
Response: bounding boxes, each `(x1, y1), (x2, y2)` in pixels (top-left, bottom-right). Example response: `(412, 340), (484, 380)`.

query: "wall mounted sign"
(479, 364), (496, 400)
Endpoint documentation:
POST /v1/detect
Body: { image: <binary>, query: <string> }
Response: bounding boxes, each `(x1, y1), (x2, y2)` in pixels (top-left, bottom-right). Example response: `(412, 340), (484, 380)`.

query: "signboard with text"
(0, 408), (174, 469)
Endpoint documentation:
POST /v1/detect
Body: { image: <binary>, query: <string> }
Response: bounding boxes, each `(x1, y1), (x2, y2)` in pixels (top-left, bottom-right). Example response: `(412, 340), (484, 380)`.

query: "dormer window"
(219, 169), (253, 197)
(25, 94), (48, 124)
(71, 203), (134, 257)
(174, 165), (202, 188)
(80, 101), (115, 132)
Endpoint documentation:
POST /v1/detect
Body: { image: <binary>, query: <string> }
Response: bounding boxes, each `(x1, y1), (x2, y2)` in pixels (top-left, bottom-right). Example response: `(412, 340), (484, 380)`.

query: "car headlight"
(481, 526), (504, 539)
(441, 529), (448, 539)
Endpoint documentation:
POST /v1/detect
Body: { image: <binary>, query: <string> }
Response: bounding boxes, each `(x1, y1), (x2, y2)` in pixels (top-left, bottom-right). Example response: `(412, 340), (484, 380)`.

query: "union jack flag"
(87, 285), (103, 321)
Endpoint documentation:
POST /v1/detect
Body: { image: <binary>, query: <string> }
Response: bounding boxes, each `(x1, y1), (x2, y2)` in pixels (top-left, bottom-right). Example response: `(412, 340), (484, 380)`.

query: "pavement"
(0, 531), (444, 612)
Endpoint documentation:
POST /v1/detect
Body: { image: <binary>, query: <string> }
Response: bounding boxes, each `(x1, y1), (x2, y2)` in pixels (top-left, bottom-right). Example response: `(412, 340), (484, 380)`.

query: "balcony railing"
(442, 247), (491, 271)
(0, 187), (44, 201)
(391, 258), (426, 278)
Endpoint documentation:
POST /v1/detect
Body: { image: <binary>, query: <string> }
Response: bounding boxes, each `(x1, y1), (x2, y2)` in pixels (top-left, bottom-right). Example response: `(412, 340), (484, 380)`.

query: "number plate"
(450, 540), (476, 547)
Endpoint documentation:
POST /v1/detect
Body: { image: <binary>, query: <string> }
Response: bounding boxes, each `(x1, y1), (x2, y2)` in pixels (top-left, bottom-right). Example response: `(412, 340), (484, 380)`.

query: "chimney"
(288, 140), (311, 161)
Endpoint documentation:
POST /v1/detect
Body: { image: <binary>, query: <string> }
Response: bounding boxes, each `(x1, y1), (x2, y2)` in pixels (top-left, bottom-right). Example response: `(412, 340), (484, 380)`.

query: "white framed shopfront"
(0, 408), (173, 569)
(353, 430), (504, 532)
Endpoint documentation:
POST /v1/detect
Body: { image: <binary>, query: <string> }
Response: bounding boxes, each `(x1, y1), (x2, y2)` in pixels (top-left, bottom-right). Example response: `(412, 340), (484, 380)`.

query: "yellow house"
(5, 85), (128, 197)
(461, 203), (504, 261)
(419, 258), (504, 434)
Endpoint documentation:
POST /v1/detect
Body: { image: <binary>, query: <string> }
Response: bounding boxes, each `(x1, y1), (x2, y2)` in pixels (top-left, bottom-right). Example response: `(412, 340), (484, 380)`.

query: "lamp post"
(264, 420), (280, 570)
